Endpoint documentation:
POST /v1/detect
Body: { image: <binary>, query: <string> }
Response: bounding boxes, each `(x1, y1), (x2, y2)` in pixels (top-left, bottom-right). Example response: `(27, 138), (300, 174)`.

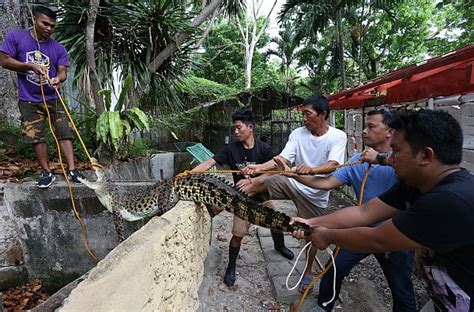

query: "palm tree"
(0, 0), (28, 119)
(280, 0), (403, 90)
(266, 22), (302, 93)
(55, 0), (245, 114)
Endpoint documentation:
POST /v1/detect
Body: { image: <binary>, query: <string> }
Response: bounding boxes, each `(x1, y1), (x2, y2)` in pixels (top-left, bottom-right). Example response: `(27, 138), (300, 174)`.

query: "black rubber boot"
(223, 244), (240, 286)
(271, 230), (294, 260)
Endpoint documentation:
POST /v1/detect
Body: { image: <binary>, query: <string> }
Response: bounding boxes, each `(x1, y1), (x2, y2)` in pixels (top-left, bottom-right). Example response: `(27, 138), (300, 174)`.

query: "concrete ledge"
(3, 181), (153, 289)
(60, 200), (211, 311)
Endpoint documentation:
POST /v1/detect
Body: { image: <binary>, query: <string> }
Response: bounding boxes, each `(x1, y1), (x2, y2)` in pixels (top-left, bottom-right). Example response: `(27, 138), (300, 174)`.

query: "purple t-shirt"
(0, 29), (69, 102)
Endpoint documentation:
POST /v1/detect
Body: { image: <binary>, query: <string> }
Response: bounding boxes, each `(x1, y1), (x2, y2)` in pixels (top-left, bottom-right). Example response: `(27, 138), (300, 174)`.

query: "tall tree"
(280, 0), (403, 90)
(192, 18), (280, 90)
(85, 0), (104, 114)
(266, 22), (302, 93)
(0, 0), (27, 120)
(56, 0), (245, 112)
(235, 0), (277, 89)
(281, 0), (469, 92)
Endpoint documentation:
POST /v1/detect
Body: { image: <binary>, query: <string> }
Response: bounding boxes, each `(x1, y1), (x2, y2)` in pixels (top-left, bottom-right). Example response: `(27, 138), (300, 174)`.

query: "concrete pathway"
(258, 200), (328, 311)
(258, 199), (391, 312)
(198, 188), (410, 311)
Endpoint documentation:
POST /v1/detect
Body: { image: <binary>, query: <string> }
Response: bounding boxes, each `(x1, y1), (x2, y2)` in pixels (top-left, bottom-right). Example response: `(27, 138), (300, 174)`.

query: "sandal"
(298, 275), (315, 294)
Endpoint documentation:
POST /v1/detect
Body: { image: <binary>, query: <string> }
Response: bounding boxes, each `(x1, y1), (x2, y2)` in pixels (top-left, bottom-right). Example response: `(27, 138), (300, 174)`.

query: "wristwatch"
(376, 152), (388, 165)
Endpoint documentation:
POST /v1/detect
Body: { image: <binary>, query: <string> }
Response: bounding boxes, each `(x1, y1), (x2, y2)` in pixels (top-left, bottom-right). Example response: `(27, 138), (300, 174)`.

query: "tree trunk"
(336, 6), (346, 89)
(238, 0), (277, 90)
(85, 0), (105, 114)
(148, 0), (223, 73)
(0, 0), (27, 121)
(245, 50), (252, 89)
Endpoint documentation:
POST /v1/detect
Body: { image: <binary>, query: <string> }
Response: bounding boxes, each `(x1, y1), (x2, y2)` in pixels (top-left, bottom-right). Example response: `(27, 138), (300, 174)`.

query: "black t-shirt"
(213, 140), (273, 184)
(379, 169), (474, 306)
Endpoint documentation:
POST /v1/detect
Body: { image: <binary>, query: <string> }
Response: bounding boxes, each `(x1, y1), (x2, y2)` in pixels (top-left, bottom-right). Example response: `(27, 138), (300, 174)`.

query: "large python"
(80, 168), (312, 241)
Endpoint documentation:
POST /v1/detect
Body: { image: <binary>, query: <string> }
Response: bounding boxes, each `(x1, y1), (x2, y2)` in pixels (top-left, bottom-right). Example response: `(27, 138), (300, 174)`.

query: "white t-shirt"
(280, 126), (347, 208)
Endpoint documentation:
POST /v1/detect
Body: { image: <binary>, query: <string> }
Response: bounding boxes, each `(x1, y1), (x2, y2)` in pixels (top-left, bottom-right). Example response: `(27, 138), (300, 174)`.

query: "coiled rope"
(290, 163), (372, 312)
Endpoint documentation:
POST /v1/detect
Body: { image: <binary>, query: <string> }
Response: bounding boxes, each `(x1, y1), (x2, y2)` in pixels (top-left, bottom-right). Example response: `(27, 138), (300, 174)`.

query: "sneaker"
(37, 170), (56, 188)
(67, 169), (85, 184)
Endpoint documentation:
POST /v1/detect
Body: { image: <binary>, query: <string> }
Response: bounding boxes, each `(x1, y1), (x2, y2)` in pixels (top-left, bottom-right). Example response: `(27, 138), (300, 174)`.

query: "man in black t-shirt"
(292, 110), (473, 311)
(192, 109), (294, 287)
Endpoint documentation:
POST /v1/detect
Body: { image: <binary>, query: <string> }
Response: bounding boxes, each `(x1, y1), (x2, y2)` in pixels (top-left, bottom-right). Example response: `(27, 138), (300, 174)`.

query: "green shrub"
(0, 118), (35, 160)
(127, 136), (151, 157)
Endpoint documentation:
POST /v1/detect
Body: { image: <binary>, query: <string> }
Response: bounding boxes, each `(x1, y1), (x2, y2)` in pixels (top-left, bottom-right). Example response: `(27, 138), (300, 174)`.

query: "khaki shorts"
(232, 216), (250, 237)
(264, 175), (329, 218)
(18, 99), (73, 144)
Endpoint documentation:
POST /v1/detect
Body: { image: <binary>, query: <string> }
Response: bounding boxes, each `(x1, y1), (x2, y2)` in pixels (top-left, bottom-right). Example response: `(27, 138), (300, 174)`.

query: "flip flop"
(298, 275), (315, 294)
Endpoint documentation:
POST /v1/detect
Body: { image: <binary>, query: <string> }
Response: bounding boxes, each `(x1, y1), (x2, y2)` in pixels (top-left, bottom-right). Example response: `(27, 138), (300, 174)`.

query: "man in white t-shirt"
(238, 94), (347, 293)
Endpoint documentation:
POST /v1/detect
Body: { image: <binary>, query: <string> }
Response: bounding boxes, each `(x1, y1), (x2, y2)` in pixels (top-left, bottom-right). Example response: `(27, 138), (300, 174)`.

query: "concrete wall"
(440, 102), (474, 172)
(60, 201), (211, 312)
(0, 182), (28, 289)
(2, 181), (150, 289)
(104, 152), (175, 181)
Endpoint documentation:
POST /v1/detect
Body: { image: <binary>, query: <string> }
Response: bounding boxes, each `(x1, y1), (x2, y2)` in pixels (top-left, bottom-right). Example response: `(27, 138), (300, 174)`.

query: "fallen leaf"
(216, 233), (226, 241)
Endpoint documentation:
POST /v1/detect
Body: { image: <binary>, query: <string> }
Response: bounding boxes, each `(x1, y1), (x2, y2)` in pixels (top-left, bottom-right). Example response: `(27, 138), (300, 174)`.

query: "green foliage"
(334, 111), (344, 130)
(0, 113), (97, 162)
(281, 0), (471, 93)
(96, 75), (150, 153)
(56, 1), (198, 112)
(0, 119), (34, 160)
(154, 105), (207, 141)
(127, 137), (151, 157)
(192, 18), (276, 90)
(70, 112), (98, 161)
(176, 76), (237, 107)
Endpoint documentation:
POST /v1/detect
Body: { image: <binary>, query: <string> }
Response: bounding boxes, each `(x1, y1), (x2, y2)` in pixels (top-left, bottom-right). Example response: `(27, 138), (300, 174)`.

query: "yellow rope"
(291, 163), (372, 312)
(52, 87), (103, 169)
(29, 5), (100, 261)
(39, 80), (99, 262)
(177, 161), (364, 178)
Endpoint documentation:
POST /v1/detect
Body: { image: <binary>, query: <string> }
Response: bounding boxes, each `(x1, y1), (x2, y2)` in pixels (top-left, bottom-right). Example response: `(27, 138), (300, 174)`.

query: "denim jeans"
(317, 249), (416, 311)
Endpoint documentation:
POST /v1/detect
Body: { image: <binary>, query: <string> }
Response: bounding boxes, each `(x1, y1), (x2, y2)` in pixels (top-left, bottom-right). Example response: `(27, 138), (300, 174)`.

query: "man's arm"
(310, 220), (423, 253)
(190, 158), (217, 172)
(273, 156), (345, 190)
(241, 155), (288, 176)
(293, 197), (400, 230)
(50, 65), (67, 88)
(290, 174), (343, 191)
(0, 52), (45, 75)
(360, 148), (393, 166)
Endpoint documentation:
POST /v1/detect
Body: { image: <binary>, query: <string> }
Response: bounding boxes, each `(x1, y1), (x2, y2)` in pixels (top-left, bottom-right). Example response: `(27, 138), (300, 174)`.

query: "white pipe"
(433, 95), (461, 107)
(460, 93), (474, 104)
(427, 98), (434, 110)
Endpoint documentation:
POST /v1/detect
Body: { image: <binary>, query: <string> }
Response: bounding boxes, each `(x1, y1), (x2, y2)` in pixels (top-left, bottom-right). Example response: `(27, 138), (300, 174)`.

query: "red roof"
(327, 44), (474, 110)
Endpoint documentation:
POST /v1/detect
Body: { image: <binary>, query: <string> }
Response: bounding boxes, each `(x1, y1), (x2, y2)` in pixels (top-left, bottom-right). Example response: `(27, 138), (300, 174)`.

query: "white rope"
(285, 241), (312, 290)
(322, 247), (337, 307)
(285, 243), (338, 307)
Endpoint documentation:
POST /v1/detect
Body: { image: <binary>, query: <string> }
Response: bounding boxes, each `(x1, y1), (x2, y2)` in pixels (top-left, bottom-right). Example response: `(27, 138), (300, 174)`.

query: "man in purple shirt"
(0, 5), (83, 188)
